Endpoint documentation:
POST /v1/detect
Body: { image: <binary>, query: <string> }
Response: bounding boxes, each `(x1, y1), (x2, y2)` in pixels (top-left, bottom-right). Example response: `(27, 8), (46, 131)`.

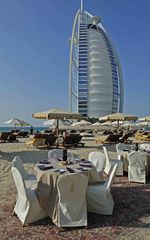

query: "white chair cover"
(139, 143), (150, 152)
(128, 151), (147, 183)
(55, 173), (88, 227)
(88, 151), (106, 175)
(103, 146), (113, 175)
(86, 164), (117, 215)
(11, 167), (47, 225)
(48, 149), (79, 162)
(116, 143), (131, 160)
(12, 156), (37, 188)
(48, 149), (63, 160)
(103, 146), (123, 176)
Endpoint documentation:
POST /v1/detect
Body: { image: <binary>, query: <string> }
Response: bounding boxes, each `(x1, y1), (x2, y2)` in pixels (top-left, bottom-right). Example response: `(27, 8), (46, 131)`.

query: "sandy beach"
(0, 137), (150, 240)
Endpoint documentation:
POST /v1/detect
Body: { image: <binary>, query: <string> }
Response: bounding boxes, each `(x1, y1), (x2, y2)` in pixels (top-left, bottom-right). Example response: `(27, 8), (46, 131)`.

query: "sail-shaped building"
(69, 1), (124, 117)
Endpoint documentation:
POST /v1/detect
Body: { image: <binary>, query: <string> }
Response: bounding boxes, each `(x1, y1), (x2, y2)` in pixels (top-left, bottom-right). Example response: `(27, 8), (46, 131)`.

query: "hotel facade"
(69, 7), (124, 118)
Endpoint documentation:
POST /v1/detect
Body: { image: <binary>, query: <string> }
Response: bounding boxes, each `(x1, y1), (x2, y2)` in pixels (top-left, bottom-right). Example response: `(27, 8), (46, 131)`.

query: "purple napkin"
(79, 163), (93, 168)
(39, 160), (50, 164)
(38, 165), (53, 170)
(81, 160), (91, 163)
(66, 167), (75, 173)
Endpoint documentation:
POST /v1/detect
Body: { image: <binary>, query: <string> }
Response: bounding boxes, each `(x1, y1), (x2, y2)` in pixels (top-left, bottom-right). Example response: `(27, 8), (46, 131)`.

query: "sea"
(0, 126), (47, 133)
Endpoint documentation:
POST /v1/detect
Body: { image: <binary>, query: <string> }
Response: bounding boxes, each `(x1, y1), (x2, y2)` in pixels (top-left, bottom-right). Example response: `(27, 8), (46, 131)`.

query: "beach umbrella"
(92, 121), (101, 126)
(42, 119), (67, 128)
(121, 121), (135, 129)
(139, 116), (150, 122)
(101, 121), (112, 126)
(71, 119), (91, 127)
(99, 112), (137, 128)
(136, 121), (150, 127)
(4, 118), (31, 130)
(111, 120), (124, 126)
(32, 108), (82, 146)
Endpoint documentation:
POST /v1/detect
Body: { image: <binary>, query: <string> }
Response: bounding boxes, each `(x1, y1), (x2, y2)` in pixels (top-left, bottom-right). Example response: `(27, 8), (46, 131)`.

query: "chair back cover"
(12, 156), (27, 179)
(139, 143), (150, 152)
(128, 151), (147, 183)
(48, 149), (63, 160)
(12, 166), (47, 225)
(116, 143), (129, 155)
(11, 166), (27, 198)
(128, 151), (146, 168)
(105, 164), (118, 190)
(48, 149), (79, 161)
(88, 151), (106, 173)
(103, 146), (112, 175)
(56, 173), (88, 227)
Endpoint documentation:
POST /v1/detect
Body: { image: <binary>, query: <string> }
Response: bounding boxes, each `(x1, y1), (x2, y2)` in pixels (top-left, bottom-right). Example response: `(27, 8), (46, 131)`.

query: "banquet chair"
(88, 151), (106, 175)
(103, 146), (123, 176)
(86, 163), (117, 215)
(11, 167), (47, 225)
(139, 143), (150, 152)
(128, 151), (147, 184)
(48, 149), (79, 162)
(116, 143), (131, 160)
(55, 173), (88, 227)
(12, 156), (37, 188)
(48, 149), (63, 160)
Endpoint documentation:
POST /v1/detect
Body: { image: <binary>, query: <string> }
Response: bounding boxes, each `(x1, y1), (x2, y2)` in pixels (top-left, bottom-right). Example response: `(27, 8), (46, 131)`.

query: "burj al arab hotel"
(69, 1), (124, 117)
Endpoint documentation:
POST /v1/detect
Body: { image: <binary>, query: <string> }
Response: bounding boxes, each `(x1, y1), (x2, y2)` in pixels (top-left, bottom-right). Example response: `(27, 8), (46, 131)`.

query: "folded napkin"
(39, 160), (50, 164)
(66, 167), (75, 173)
(59, 169), (66, 174)
(38, 165), (53, 170)
(81, 160), (91, 164)
(79, 163), (93, 168)
(123, 149), (130, 152)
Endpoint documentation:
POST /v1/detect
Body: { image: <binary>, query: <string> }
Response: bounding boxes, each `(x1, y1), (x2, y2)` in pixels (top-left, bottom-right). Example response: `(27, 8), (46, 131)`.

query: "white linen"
(55, 173), (88, 227)
(11, 167), (47, 225)
(86, 164), (117, 215)
(128, 151), (147, 183)
(88, 151), (105, 175)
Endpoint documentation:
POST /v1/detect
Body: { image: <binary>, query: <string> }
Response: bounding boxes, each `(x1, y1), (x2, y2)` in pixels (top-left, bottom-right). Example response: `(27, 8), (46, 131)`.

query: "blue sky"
(0, 0), (150, 126)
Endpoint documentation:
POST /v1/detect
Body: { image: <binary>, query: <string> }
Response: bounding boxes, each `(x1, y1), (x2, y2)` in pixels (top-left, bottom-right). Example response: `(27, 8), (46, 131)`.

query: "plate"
(39, 160), (50, 164)
(79, 163), (93, 168)
(59, 169), (66, 174)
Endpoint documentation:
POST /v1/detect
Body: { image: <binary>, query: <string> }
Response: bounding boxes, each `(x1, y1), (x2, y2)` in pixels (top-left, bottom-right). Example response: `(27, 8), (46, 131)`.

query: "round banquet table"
(35, 159), (102, 223)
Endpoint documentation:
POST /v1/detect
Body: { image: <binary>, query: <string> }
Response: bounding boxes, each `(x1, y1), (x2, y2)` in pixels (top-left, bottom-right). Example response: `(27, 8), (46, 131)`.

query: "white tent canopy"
(92, 121), (101, 126)
(4, 118), (30, 129)
(136, 121), (150, 127)
(71, 120), (91, 127)
(42, 119), (67, 128)
(139, 116), (150, 122)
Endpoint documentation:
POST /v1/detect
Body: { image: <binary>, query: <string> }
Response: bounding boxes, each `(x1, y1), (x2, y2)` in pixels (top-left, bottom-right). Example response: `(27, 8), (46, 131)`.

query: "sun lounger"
(135, 132), (150, 141)
(96, 134), (121, 144)
(26, 137), (46, 146)
(16, 131), (29, 138)
(0, 132), (10, 142)
(118, 132), (132, 143)
(8, 133), (17, 142)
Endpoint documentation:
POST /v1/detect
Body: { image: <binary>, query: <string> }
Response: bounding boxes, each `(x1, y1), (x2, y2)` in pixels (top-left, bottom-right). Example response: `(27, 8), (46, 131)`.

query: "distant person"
(30, 126), (33, 135)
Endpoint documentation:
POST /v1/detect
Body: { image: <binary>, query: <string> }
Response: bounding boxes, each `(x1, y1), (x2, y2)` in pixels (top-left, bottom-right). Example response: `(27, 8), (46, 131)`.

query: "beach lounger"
(26, 137), (46, 146)
(0, 132), (10, 142)
(118, 132), (132, 143)
(8, 133), (17, 142)
(95, 134), (121, 144)
(37, 134), (58, 149)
